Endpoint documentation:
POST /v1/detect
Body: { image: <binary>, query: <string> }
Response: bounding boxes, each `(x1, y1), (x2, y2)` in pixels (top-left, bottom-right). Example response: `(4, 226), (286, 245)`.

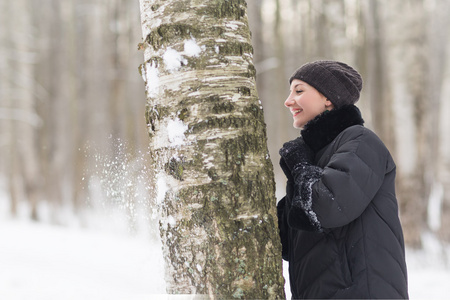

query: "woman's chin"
(293, 119), (306, 129)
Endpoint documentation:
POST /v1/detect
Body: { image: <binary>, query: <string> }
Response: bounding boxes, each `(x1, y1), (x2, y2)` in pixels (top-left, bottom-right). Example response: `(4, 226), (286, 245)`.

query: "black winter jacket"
(277, 105), (408, 299)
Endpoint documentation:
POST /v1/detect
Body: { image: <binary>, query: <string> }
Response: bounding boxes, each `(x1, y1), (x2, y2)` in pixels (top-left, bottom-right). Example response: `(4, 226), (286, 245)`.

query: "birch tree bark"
(139, 0), (284, 298)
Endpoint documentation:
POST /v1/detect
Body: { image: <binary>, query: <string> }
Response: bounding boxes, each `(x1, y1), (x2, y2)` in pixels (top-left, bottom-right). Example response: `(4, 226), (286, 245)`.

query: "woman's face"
(285, 79), (333, 128)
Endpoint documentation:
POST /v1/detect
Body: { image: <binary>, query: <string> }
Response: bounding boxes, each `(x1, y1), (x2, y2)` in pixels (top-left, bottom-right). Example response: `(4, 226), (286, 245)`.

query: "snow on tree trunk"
(138, 0), (285, 298)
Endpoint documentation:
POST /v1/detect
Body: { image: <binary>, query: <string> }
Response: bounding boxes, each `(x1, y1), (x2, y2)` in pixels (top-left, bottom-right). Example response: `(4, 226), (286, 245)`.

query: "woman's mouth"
(292, 109), (302, 117)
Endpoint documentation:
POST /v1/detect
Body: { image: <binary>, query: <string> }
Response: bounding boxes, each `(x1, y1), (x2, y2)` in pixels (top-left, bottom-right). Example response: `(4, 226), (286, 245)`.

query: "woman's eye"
(296, 90), (303, 94)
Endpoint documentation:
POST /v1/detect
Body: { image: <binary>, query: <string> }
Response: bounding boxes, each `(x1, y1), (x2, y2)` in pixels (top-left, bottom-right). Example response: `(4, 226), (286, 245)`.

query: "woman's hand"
(279, 137), (315, 173)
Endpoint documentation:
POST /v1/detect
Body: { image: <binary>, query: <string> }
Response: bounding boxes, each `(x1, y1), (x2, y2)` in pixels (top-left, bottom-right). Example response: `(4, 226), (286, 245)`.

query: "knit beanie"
(289, 60), (363, 108)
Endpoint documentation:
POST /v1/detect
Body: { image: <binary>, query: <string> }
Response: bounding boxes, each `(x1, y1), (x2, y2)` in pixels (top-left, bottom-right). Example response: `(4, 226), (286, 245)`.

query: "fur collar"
(301, 105), (364, 152)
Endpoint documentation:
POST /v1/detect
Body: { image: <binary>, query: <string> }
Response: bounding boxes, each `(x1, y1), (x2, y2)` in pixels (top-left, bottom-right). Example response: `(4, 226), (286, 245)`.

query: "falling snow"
(80, 138), (158, 237)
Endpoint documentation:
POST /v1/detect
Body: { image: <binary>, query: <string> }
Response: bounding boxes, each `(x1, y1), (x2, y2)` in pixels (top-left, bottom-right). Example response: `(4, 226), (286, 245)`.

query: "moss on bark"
(146, 24), (199, 50)
(202, 0), (247, 20)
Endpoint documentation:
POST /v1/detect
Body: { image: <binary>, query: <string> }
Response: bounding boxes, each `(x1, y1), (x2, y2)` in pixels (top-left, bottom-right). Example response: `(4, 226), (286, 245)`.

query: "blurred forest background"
(1, 0), (450, 248)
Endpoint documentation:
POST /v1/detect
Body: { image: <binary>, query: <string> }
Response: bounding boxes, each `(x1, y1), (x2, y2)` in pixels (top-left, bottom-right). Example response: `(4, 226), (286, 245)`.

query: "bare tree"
(379, 0), (439, 247)
(139, 0), (284, 297)
(5, 0), (42, 220)
(360, 0), (395, 148)
(427, 0), (450, 242)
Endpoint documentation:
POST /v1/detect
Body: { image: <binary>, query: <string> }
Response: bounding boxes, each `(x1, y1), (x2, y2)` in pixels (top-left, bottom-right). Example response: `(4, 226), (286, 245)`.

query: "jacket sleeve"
(276, 197), (289, 261)
(311, 128), (394, 229)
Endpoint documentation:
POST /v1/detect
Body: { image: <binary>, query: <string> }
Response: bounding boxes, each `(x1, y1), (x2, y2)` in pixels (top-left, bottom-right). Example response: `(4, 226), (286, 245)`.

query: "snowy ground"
(0, 217), (166, 300)
(1, 217), (450, 299)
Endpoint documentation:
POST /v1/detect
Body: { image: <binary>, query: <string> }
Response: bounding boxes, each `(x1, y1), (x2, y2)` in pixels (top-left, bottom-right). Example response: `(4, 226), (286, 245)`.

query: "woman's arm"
(311, 128), (394, 228)
(279, 137), (325, 232)
(282, 127), (394, 231)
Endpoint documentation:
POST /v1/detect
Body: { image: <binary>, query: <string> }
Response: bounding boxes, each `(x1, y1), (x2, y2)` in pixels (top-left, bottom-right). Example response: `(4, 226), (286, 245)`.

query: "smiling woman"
(284, 80), (332, 129)
(277, 60), (409, 299)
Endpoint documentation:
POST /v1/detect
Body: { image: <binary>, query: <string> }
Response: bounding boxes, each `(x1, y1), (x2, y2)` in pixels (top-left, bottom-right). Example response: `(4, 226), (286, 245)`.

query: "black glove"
(279, 137), (315, 173)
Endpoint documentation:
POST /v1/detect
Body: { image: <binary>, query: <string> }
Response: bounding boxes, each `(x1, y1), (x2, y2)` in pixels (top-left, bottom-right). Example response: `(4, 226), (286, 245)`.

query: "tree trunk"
(429, 0), (450, 242)
(10, 0), (41, 220)
(139, 0), (285, 298)
(361, 0), (395, 150)
(381, 0), (429, 247)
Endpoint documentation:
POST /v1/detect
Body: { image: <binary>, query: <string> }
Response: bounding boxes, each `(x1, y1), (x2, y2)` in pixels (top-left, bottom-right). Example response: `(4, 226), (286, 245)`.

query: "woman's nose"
(285, 95), (294, 107)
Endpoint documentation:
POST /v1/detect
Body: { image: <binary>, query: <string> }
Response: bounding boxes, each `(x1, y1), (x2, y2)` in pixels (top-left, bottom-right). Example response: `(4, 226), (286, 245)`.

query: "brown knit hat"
(289, 60), (363, 108)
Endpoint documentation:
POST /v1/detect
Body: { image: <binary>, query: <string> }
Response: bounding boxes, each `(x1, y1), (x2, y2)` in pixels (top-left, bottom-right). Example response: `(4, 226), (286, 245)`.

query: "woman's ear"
(325, 99), (334, 109)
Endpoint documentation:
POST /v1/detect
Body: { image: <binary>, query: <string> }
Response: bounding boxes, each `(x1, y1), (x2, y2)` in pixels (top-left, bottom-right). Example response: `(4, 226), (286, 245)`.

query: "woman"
(277, 60), (409, 299)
